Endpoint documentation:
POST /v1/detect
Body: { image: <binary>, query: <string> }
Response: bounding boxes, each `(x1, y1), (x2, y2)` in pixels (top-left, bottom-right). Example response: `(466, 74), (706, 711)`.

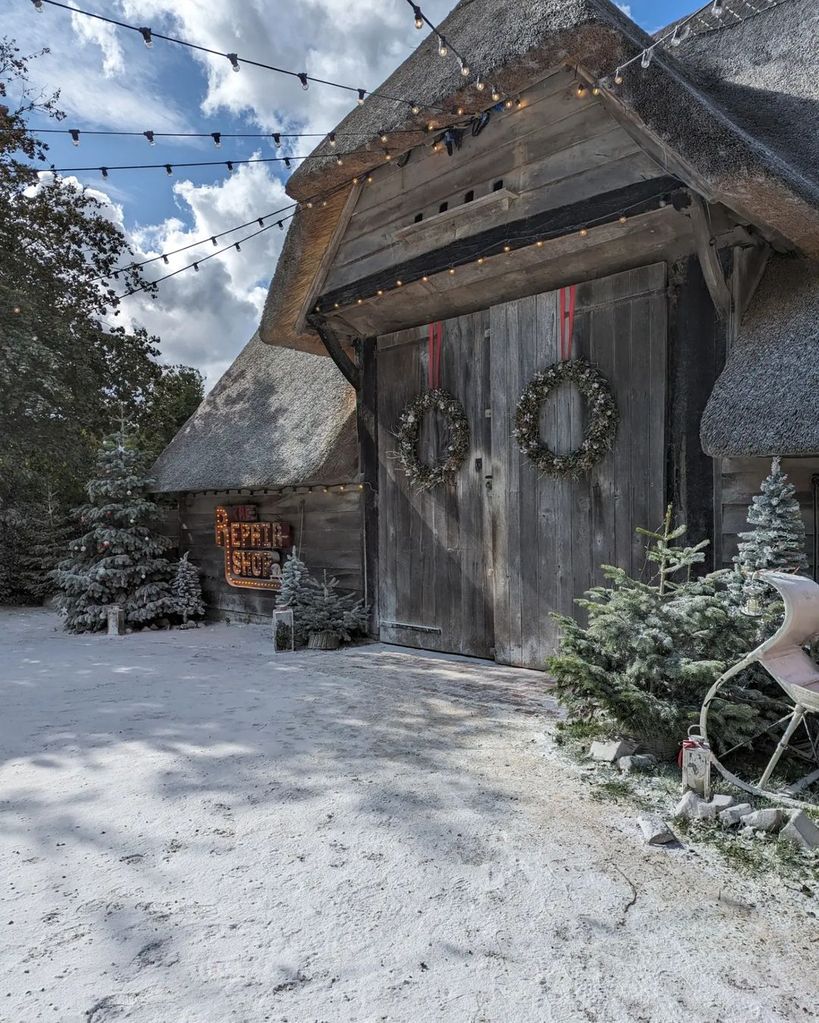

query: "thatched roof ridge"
(700, 256), (819, 458)
(150, 332), (358, 492)
(260, 0), (819, 351)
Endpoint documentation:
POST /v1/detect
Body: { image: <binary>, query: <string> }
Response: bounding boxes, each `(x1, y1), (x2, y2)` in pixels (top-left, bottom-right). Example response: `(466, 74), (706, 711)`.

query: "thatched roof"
(701, 255), (819, 457)
(260, 0), (819, 353)
(151, 332), (357, 492)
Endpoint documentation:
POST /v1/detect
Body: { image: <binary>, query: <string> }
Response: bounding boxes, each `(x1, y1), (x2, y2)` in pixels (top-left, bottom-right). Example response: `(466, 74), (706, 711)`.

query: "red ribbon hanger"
(427, 320), (443, 389)
(559, 284), (576, 361)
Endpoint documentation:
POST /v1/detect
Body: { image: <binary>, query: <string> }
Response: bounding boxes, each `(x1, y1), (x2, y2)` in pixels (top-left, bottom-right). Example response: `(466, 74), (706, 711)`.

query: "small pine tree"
(299, 571), (368, 644)
(276, 551), (367, 645)
(53, 430), (175, 632)
(729, 457), (808, 612)
(171, 552), (206, 626)
(547, 509), (764, 753)
(0, 505), (23, 605)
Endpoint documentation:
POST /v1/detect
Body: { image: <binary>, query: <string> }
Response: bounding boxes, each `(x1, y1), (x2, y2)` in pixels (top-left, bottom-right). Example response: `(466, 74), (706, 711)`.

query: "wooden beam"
(689, 195), (733, 321)
(356, 337), (379, 632)
(307, 315), (360, 391)
(316, 176), (686, 313)
(733, 241), (771, 322)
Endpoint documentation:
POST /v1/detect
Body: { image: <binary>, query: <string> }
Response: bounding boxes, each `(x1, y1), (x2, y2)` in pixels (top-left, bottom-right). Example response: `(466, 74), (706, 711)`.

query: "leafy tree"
(0, 40), (203, 605)
(53, 432), (175, 632)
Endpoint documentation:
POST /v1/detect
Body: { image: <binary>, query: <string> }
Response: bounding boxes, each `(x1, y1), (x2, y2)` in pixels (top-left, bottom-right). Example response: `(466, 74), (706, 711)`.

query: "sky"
(7, 0), (695, 387)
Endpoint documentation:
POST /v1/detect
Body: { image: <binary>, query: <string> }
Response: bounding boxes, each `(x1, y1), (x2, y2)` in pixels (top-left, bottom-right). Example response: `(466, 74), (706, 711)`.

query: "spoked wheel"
(700, 661), (819, 808)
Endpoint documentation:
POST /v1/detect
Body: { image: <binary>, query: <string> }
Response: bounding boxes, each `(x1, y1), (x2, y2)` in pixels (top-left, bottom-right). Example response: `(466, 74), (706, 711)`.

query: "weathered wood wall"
(325, 69), (663, 295)
(489, 264), (667, 665)
(174, 490), (363, 622)
(377, 312), (494, 656)
(719, 457), (819, 577)
(375, 263), (668, 668)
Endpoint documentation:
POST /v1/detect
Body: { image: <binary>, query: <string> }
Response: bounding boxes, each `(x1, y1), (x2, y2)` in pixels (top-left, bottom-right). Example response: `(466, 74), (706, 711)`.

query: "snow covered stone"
(637, 813), (676, 846)
(618, 753), (657, 774)
(674, 790), (705, 819)
(719, 803), (753, 827)
(780, 810), (819, 851)
(710, 794), (736, 811)
(589, 739), (634, 763)
(741, 808), (785, 833)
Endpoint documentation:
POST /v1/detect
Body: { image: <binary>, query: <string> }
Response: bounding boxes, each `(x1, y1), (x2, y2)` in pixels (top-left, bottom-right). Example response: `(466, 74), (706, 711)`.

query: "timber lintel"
(307, 314), (361, 391)
(689, 195), (733, 321)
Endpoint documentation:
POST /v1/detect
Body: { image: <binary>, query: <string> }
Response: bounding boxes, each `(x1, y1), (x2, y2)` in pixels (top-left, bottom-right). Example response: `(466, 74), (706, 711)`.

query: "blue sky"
(8, 0), (696, 384)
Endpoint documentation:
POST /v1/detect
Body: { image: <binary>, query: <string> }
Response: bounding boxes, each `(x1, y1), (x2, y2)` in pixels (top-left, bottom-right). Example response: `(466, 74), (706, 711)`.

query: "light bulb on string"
(193, 262), (200, 272)
(257, 217), (265, 226)
(211, 236), (218, 247)
(670, 24), (690, 46)
(272, 132), (281, 147)
(139, 26), (152, 47)
(336, 155), (343, 165)
(614, 67), (624, 85)
(328, 132), (336, 147)
(298, 73), (309, 90)
(227, 53), (240, 72)
(31, 0), (44, 11)
(144, 130), (155, 145)
(234, 242), (241, 252)
(475, 77), (485, 92)
(410, 101), (420, 114)
(277, 220), (284, 230)
(284, 157), (291, 168)
(162, 255), (169, 265)
(379, 131), (388, 143)
(69, 129), (80, 146)
(226, 161), (234, 171)
(712, 0), (724, 12)
(576, 82), (587, 98)
(100, 166), (109, 178)
(165, 164), (173, 175)
(437, 35), (448, 57)
(641, 47), (654, 69)
(357, 88), (366, 105)
(413, 4), (423, 29)
(491, 86), (501, 102)
(459, 59), (470, 77)
(211, 131), (222, 148)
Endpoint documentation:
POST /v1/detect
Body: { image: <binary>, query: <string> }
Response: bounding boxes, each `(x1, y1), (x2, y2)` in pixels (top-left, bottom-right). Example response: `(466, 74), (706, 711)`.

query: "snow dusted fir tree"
(171, 552), (205, 627)
(729, 457), (808, 613)
(54, 431), (175, 632)
(275, 550), (368, 647)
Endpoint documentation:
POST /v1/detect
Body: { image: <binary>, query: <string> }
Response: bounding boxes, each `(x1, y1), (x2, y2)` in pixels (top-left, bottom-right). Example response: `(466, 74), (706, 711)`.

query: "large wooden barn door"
(377, 311), (494, 656)
(490, 264), (667, 667)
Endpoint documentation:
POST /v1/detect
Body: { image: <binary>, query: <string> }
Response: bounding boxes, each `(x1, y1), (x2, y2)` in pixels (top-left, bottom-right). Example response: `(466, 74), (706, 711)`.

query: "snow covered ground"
(1, 608), (816, 1023)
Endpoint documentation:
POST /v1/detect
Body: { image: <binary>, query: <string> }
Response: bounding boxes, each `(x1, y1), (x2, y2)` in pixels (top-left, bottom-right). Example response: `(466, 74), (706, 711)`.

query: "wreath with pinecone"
(395, 389), (470, 490)
(514, 359), (618, 479)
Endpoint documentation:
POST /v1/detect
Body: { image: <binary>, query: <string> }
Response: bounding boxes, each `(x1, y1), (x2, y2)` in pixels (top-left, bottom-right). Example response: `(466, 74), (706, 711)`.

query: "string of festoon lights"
(404, 1), (476, 84)
(596, 0), (789, 88)
(11, 125), (437, 146)
(27, 0), (475, 114)
(314, 184), (684, 314)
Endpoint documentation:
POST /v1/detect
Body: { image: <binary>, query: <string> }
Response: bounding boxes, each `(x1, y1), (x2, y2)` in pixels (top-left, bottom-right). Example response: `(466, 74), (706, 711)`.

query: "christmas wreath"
(395, 389), (470, 490)
(514, 359), (618, 479)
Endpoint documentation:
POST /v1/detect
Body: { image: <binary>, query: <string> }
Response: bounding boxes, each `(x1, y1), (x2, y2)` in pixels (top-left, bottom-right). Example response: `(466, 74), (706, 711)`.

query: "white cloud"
(113, 160), (290, 386)
(68, 2), (125, 77)
(616, 4), (633, 17)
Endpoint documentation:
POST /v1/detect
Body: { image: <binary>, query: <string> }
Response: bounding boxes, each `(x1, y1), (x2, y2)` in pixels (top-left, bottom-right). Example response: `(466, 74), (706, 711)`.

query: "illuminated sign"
(214, 505), (292, 590)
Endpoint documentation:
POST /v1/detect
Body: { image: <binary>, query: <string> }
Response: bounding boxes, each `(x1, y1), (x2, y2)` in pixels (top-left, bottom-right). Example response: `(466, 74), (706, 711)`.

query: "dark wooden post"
(667, 255), (727, 571)
(356, 337), (379, 633)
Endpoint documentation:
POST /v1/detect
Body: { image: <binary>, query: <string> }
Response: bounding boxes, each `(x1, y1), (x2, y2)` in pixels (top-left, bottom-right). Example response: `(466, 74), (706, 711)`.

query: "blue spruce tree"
(54, 431), (175, 632)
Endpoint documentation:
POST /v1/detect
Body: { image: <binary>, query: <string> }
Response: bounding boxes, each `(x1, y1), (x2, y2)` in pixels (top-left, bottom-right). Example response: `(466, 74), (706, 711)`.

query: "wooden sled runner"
(700, 571), (819, 808)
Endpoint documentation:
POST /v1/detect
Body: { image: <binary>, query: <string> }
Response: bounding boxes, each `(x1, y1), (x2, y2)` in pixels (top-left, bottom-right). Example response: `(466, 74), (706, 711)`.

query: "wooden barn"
(170, 0), (817, 664)
(151, 332), (361, 622)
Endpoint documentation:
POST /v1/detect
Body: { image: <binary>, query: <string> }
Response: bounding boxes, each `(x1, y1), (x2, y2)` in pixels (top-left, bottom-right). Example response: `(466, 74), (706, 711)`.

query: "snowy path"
(0, 608), (816, 1023)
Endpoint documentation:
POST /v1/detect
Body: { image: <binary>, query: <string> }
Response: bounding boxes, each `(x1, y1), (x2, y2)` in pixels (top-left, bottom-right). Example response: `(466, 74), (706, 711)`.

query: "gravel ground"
(1, 608), (817, 1023)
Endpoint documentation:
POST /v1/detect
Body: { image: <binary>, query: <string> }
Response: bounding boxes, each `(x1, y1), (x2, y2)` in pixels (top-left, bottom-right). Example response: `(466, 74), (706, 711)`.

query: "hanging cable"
(6, 125), (444, 143)
(116, 217), (290, 299)
(32, 0), (449, 113)
(33, 149), (384, 176)
(402, 0), (473, 80)
(600, 0), (790, 88)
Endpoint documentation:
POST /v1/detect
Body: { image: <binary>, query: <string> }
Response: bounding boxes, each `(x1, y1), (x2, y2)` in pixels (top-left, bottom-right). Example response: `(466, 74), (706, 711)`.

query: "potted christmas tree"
(171, 552), (206, 627)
